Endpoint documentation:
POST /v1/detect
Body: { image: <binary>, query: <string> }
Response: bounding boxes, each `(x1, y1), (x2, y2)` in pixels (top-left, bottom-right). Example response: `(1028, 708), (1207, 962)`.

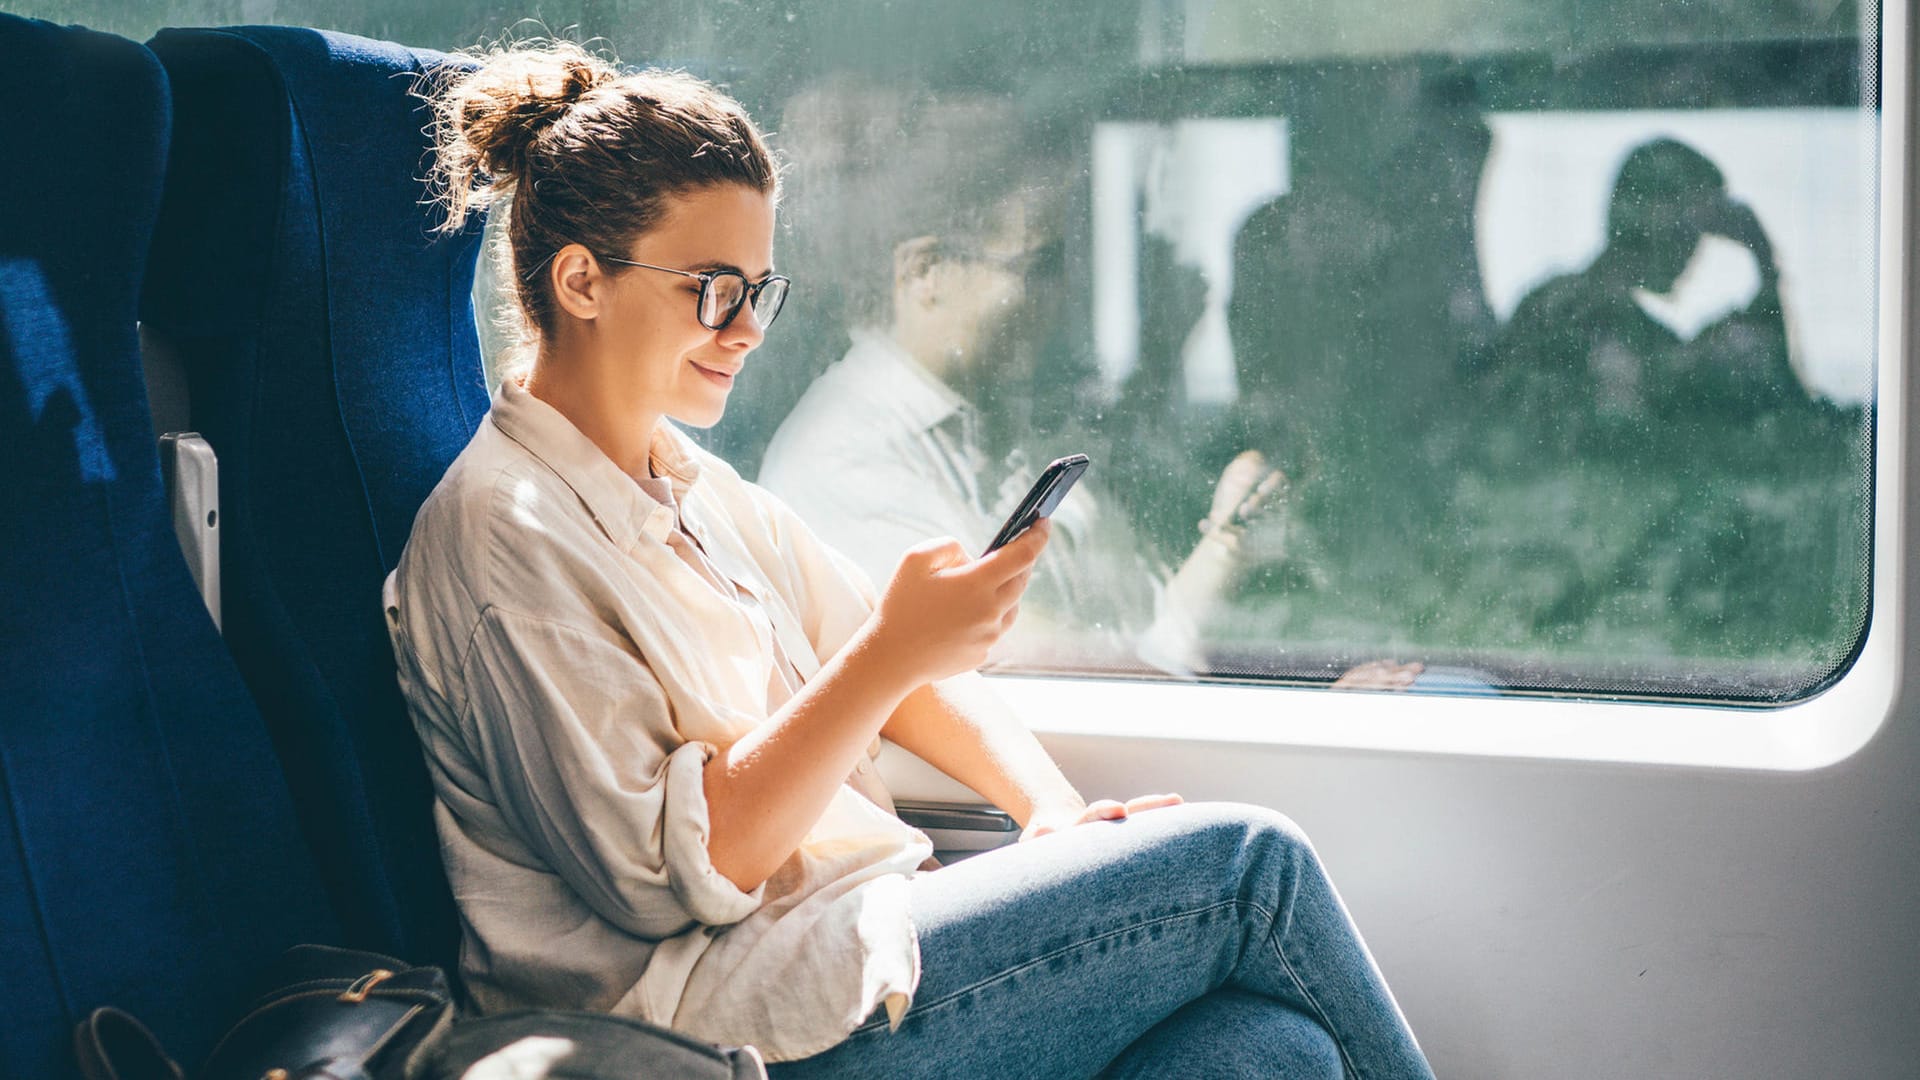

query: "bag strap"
(73, 1008), (185, 1080)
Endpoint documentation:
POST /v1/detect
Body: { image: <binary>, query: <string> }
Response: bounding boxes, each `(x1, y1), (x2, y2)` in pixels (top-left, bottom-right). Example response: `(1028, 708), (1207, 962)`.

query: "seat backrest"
(0, 15), (338, 1078)
(141, 26), (490, 969)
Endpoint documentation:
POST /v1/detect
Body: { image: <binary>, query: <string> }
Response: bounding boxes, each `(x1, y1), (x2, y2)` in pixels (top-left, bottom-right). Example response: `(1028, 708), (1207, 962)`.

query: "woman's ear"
(893, 235), (942, 309)
(549, 243), (605, 321)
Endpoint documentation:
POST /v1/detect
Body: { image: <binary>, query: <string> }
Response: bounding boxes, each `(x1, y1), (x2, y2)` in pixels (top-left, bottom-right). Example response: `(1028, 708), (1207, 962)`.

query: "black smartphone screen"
(984, 454), (1091, 554)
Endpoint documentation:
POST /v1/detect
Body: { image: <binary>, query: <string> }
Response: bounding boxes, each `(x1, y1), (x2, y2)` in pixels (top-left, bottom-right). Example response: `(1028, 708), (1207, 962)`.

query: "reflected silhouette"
(1471, 136), (1867, 652)
(1485, 137), (1806, 462)
(1213, 74), (1494, 603)
(1190, 72), (1496, 684)
(1229, 71), (1494, 454)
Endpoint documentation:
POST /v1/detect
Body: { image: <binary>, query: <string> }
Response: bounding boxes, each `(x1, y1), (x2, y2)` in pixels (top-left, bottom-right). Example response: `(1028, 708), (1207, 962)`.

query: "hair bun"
(425, 41), (618, 230)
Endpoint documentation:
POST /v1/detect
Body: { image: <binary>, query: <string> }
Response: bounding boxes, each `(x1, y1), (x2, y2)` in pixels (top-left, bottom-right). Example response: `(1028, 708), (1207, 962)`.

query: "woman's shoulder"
(399, 423), (606, 623)
(414, 422), (560, 543)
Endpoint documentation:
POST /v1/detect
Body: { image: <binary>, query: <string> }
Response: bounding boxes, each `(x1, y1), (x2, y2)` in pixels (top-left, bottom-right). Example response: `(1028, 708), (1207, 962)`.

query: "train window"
(50, 1), (1885, 734)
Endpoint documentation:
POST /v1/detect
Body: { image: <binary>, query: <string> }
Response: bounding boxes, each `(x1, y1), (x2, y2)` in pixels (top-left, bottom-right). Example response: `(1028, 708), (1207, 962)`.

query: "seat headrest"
(146, 25), (489, 562)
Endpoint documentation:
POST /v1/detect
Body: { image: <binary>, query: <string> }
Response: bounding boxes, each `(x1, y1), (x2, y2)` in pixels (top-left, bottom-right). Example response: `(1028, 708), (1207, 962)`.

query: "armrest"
(159, 432), (220, 631)
(895, 800), (1019, 858)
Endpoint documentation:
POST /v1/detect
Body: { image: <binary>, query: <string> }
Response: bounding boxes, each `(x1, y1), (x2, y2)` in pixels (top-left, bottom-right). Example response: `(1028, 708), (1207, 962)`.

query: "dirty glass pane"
(41, 0), (1876, 702)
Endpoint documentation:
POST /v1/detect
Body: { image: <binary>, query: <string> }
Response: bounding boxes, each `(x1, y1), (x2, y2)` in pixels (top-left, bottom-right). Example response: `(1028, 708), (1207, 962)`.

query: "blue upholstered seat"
(0, 15), (339, 1078)
(142, 26), (490, 970)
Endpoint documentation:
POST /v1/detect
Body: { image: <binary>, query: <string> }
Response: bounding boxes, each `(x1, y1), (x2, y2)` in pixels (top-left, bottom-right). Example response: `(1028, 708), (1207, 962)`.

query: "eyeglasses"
(600, 256), (791, 331)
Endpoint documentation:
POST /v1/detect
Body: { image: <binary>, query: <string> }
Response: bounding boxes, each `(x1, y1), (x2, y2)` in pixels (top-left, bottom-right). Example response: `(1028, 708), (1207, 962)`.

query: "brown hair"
(426, 40), (778, 354)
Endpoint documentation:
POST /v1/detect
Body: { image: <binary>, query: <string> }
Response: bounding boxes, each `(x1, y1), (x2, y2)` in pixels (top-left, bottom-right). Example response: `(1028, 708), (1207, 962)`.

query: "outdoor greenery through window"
(49, 0), (1879, 703)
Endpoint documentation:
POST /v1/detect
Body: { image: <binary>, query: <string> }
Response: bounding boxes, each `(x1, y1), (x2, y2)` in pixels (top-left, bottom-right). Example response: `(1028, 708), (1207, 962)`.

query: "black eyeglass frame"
(599, 255), (791, 331)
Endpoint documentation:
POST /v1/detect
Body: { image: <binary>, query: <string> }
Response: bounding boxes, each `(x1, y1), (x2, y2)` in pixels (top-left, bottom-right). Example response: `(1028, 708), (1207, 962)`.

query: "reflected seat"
(0, 14), (339, 1078)
(141, 26), (490, 972)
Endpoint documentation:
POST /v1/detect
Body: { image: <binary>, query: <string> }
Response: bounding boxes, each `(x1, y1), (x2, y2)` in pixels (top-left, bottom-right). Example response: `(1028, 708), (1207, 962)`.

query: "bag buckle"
(337, 970), (394, 1004)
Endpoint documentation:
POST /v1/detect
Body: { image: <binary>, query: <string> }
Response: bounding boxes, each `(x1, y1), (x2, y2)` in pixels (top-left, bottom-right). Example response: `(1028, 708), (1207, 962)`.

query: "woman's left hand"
(1020, 793), (1184, 842)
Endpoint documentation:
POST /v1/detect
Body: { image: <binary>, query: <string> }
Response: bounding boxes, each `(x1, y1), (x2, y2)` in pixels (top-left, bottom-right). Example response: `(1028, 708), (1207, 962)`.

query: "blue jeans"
(769, 802), (1433, 1079)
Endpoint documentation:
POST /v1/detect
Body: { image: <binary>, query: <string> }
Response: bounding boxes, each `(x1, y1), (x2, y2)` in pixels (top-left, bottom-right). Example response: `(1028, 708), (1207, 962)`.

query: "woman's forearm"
(702, 623), (920, 891)
(703, 526), (1052, 891)
(880, 672), (1083, 827)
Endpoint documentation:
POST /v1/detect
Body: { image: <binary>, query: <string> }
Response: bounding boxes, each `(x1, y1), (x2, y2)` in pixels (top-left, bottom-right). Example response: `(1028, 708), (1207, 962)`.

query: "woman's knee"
(1134, 802), (1325, 896)
(1162, 801), (1316, 858)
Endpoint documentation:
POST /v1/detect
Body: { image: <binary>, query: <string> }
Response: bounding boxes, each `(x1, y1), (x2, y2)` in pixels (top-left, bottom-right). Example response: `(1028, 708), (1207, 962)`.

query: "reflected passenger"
(386, 41), (1434, 1079)
(759, 180), (1304, 678)
(1488, 137), (1797, 458)
(1219, 74), (1495, 652)
(1230, 69), (1495, 423)
(1474, 137), (1859, 652)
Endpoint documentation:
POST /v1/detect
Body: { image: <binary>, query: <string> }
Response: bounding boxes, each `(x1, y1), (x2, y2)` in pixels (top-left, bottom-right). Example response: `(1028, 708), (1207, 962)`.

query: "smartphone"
(984, 453), (1090, 554)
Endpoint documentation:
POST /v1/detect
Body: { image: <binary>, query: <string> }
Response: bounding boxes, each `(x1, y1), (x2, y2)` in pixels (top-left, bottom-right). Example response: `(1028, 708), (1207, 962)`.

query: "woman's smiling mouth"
(691, 360), (737, 386)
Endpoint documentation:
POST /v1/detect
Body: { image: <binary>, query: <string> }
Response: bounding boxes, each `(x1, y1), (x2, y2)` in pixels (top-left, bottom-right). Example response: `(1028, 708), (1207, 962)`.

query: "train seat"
(0, 14), (339, 1078)
(139, 25), (492, 972)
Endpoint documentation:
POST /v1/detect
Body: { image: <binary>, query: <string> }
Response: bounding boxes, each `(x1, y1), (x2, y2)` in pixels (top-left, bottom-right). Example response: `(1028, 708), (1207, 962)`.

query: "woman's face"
(599, 183), (777, 429)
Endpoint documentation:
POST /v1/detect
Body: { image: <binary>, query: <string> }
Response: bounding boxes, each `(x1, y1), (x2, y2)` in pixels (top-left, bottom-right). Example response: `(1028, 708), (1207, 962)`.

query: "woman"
(385, 40), (1435, 1079)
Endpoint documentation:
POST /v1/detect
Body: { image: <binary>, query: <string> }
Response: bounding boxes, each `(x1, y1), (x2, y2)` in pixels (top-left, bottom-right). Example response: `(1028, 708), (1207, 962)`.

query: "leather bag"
(75, 945), (769, 1080)
(199, 944), (453, 1079)
(77, 945), (451, 1080)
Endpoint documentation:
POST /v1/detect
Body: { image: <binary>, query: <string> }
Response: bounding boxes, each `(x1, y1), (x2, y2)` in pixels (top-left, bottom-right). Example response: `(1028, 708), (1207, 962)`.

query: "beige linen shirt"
(382, 380), (931, 1061)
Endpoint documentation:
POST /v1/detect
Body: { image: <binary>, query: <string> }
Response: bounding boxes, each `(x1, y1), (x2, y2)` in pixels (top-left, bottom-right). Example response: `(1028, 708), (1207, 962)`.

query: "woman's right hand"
(864, 519), (1051, 685)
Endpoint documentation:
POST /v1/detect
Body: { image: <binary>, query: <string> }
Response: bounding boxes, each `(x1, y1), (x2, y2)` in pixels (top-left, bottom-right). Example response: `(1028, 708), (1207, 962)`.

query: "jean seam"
(1247, 896), (1362, 1080)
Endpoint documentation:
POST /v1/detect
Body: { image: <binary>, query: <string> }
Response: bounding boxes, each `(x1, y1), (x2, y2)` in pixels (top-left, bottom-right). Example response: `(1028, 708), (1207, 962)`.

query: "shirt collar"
(488, 379), (705, 552)
(842, 327), (973, 436)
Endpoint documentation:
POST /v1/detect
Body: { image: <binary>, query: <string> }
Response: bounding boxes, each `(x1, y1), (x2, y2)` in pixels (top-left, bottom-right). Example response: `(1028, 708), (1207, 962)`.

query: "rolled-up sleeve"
(462, 606), (764, 938)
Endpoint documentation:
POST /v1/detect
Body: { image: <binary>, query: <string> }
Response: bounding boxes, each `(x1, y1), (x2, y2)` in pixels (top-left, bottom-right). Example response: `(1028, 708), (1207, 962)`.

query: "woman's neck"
(523, 357), (660, 482)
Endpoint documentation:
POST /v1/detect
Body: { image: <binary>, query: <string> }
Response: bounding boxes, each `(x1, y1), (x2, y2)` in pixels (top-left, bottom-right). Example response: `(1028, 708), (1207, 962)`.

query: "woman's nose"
(719, 306), (766, 350)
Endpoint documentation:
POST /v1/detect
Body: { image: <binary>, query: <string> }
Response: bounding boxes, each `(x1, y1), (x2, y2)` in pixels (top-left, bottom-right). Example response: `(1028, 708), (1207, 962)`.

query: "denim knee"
(1171, 801), (1318, 870)
(1122, 802), (1322, 920)
(1204, 800), (1311, 847)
